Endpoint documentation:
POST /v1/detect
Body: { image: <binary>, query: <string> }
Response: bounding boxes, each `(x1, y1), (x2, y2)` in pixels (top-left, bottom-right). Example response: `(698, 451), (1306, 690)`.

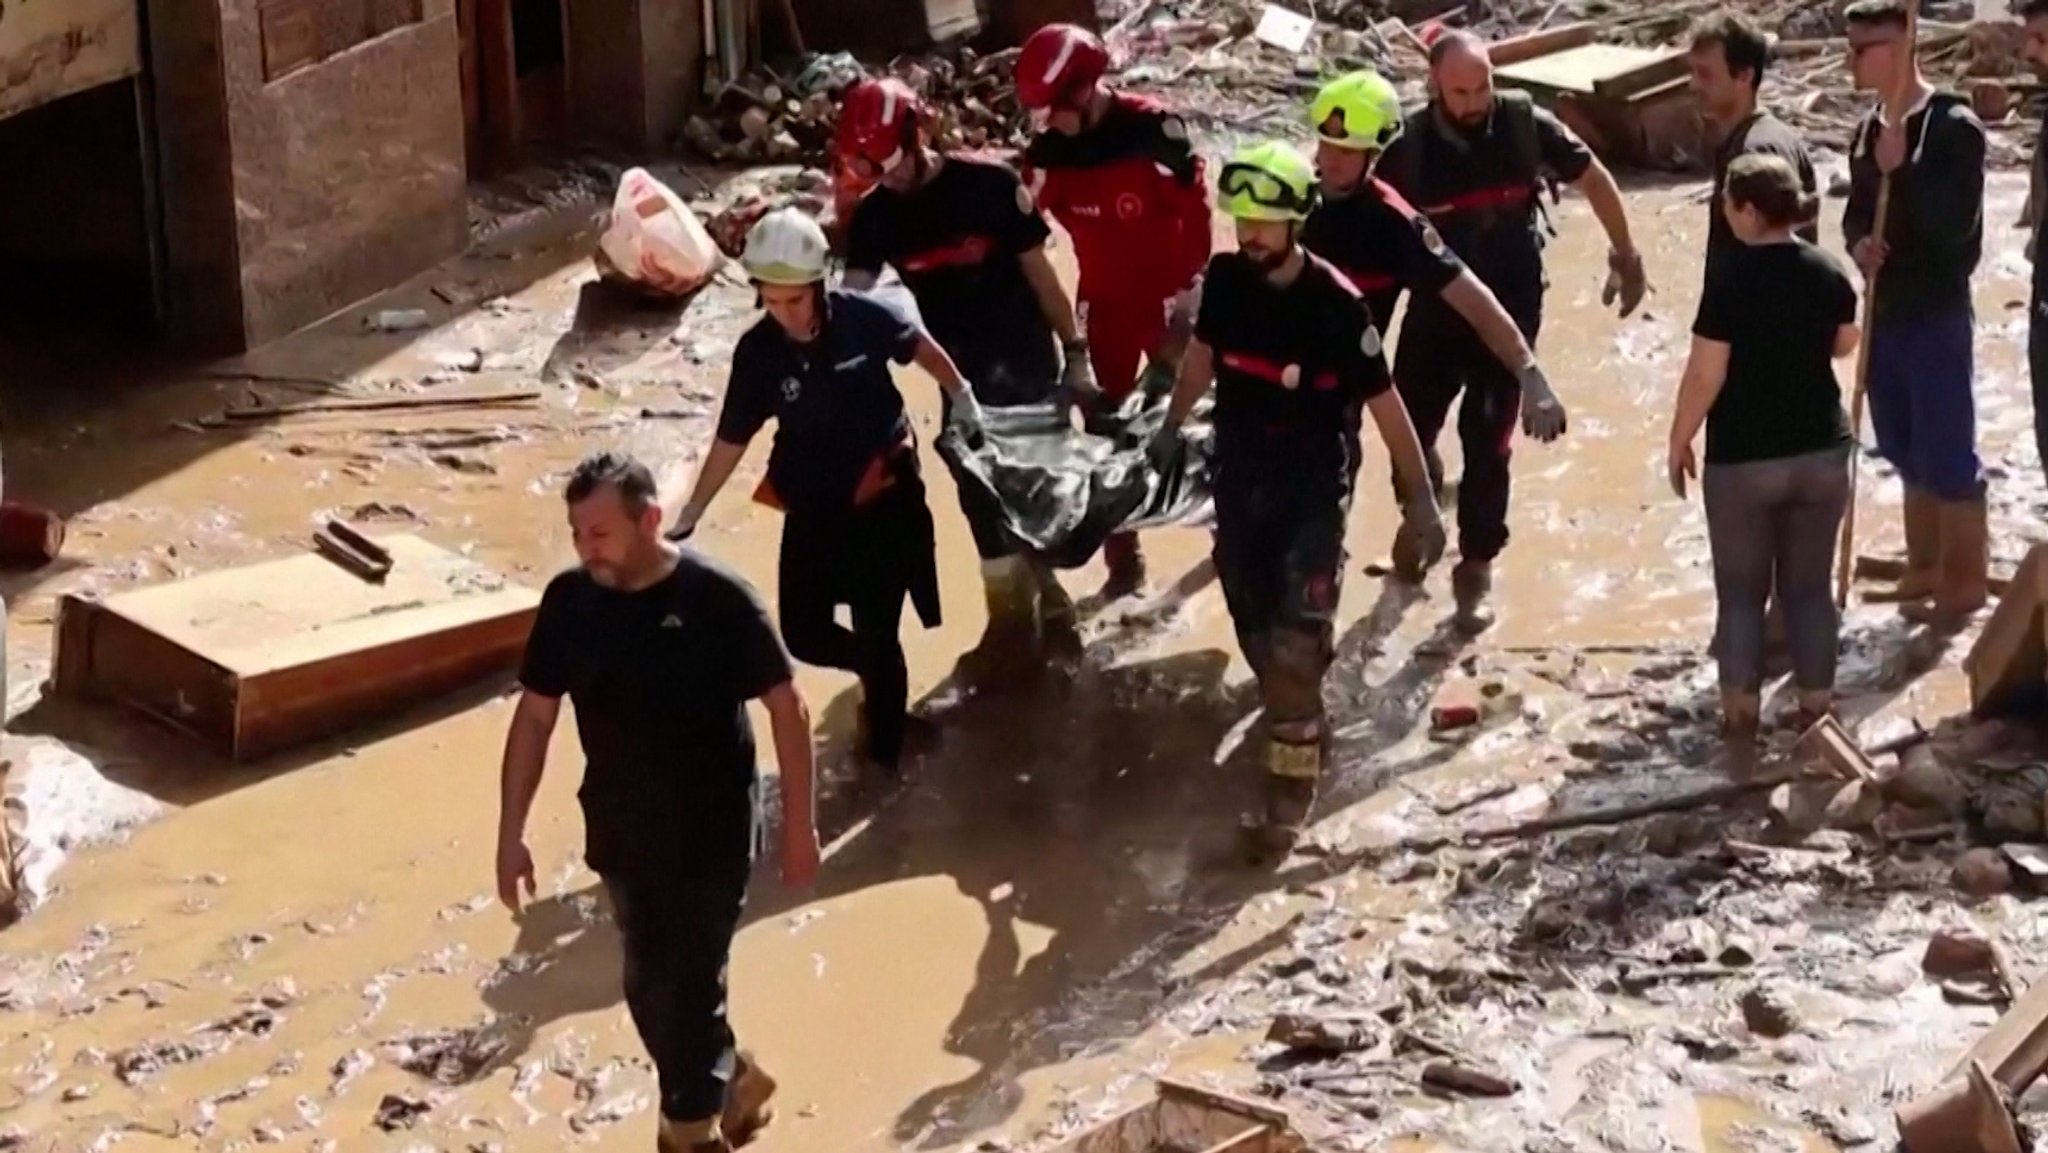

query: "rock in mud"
(1954, 848), (2015, 900)
(1739, 984), (1800, 1039)
(1885, 747), (1967, 816)
(112, 1038), (212, 1084)
(1420, 1059), (1517, 1097)
(1267, 1013), (1378, 1055)
(373, 1092), (432, 1131)
(1923, 926), (1998, 980)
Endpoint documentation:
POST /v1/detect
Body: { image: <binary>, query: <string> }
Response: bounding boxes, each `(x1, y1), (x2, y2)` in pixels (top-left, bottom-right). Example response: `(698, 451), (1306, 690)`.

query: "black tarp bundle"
(936, 390), (1216, 570)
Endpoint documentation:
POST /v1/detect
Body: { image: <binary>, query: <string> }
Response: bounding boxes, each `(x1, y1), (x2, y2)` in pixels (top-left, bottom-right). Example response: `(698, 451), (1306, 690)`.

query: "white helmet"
(742, 207), (830, 286)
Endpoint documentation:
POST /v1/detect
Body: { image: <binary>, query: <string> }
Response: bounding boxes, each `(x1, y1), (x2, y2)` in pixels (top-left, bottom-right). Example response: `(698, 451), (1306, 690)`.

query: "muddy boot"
(722, 1051), (778, 1147)
(1902, 498), (1989, 630)
(659, 1118), (731, 1153)
(1100, 532), (1147, 601)
(1256, 732), (1322, 854)
(1451, 559), (1495, 635)
(855, 701), (938, 773)
(1876, 486), (1941, 605)
(962, 557), (1042, 684)
(1034, 561), (1084, 665)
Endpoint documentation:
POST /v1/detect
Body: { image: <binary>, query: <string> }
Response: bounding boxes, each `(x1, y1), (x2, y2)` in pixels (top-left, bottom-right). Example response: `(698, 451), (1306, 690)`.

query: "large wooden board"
(1966, 543), (2048, 717)
(1496, 44), (1682, 99)
(54, 534), (539, 760)
(0, 0), (142, 122)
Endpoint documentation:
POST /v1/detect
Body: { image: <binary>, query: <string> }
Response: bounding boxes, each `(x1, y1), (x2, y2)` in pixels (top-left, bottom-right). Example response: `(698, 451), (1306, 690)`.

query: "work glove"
(948, 388), (987, 442)
(1144, 421), (1184, 475)
(1602, 249), (1648, 318)
(1057, 339), (1101, 418)
(1393, 491), (1448, 576)
(1516, 362), (1568, 443)
(665, 505), (702, 542)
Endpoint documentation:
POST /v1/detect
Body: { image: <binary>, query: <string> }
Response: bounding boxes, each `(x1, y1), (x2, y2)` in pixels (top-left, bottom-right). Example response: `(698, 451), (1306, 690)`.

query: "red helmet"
(1015, 24), (1108, 111)
(835, 77), (925, 175)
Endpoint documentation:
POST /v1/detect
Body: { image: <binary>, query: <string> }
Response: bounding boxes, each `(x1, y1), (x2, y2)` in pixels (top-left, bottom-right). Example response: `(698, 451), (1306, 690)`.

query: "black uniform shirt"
(718, 290), (920, 516)
(1300, 176), (1465, 328)
(1706, 110), (1819, 282)
(846, 156), (1059, 395)
(1195, 251), (1392, 477)
(519, 552), (793, 873)
(1692, 239), (1855, 465)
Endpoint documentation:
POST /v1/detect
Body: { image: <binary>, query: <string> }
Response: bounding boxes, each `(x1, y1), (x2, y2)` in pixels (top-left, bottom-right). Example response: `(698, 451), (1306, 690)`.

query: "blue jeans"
(1867, 301), (1983, 501)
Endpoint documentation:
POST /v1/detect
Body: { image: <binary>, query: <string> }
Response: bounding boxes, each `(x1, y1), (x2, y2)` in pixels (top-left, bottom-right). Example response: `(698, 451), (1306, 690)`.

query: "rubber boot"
(855, 696), (937, 772)
(658, 1118), (731, 1153)
(1883, 486), (1941, 604)
(1902, 498), (1989, 629)
(1251, 629), (1328, 854)
(1451, 558), (1495, 635)
(1034, 560), (1085, 664)
(1100, 532), (1147, 601)
(963, 557), (1042, 683)
(1257, 731), (1323, 854)
(722, 1051), (778, 1148)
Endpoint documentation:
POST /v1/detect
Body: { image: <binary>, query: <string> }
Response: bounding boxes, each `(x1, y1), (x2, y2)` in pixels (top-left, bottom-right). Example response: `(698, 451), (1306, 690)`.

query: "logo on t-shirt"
(1115, 193), (1145, 221)
(661, 614), (684, 629)
(780, 377), (802, 403)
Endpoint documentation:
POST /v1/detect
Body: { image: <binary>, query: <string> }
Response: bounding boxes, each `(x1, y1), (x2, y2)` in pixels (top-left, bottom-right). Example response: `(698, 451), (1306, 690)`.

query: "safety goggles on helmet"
(1314, 107), (1400, 151)
(1219, 162), (1315, 219)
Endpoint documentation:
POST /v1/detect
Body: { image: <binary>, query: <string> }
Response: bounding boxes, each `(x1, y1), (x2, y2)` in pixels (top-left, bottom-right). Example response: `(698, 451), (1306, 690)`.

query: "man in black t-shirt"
(498, 452), (819, 1153)
(1150, 141), (1444, 850)
(1377, 31), (1645, 633)
(838, 77), (1089, 670)
(1688, 12), (1819, 283)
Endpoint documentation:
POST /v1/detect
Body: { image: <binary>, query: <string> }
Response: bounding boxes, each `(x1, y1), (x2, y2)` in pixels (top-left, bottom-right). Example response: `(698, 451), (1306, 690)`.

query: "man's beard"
(1244, 245), (1289, 271)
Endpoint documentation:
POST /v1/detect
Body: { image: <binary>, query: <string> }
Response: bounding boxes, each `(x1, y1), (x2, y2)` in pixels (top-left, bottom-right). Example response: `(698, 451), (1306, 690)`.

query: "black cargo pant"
(1391, 292), (1542, 563)
(778, 477), (933, 768)
(1212, 445), (1358, 732)
(601, 852), (752, 1123)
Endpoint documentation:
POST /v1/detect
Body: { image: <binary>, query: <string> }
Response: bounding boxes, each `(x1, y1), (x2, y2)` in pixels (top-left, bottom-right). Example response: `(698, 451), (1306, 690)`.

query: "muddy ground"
(1, 160), (2045, 1153)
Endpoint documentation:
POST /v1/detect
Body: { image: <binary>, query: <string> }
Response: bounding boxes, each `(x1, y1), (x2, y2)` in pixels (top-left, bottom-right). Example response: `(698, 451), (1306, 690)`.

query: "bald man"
(1379, 31), (1645, 633)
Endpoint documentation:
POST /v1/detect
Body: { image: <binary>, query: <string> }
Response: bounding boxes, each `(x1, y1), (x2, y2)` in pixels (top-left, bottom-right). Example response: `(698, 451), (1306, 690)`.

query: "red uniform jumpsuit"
(1020, 94), (1212, 400)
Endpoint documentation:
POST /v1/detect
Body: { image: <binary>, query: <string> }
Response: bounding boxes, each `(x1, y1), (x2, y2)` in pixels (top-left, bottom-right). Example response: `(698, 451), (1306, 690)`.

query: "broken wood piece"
(1267, 1012), (1377, 1055)
(1796, 715), (1878, 783)
(313, 527), (392, 583)
(1485, 21), (1598, 66)
(1965, 543), (2048, 719)
(1420, 1059), (1517, 1098)
(223, 388), (542, 421)
(1897, 1058), (2026, 1153)
(325, 520), (393, 567)
(1869, 722), (1932, 758)
(1947, 967), (2048, 1094)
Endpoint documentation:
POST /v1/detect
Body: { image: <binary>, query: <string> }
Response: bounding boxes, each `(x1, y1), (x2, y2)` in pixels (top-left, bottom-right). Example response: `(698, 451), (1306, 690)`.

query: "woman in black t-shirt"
(1667, 153), (1859, 746)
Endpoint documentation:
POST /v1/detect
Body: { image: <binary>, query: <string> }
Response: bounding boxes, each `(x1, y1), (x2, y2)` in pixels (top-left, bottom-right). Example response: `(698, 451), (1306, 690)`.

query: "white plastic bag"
(597, 167), (721, 297)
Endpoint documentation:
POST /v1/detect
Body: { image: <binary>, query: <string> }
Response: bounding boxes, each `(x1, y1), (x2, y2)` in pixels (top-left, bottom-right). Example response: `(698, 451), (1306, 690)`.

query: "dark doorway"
(0, 80), (159, 343)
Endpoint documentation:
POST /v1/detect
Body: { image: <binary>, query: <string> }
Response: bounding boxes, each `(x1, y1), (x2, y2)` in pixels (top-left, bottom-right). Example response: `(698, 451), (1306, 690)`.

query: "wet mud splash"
(0, 168), (2043, 1152)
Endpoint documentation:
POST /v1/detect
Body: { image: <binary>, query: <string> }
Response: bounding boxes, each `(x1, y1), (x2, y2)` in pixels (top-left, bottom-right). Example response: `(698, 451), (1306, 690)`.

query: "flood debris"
(1266, 1012), (1379, 1055)
(372, 1092), (433, 1132)
(382, 1018), (515, 1086)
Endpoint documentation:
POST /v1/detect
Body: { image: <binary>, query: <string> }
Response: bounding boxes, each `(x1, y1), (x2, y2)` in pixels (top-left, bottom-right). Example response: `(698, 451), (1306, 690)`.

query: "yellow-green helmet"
(1218, 141), (1317, 223)
(1309, 70), (1403, 152)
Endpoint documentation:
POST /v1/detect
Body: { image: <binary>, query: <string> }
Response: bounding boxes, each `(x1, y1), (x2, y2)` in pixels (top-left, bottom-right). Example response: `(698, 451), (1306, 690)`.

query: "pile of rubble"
(681, 46), (1036, 168)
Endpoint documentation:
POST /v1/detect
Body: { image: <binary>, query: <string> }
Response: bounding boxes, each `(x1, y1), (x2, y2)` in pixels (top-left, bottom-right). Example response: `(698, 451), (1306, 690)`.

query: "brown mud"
(0, 163), (2043, 1152)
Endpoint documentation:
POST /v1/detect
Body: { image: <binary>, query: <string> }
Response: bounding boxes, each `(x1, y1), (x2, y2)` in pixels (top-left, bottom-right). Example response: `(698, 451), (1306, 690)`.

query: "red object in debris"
(1430, 703), (1479, 731)
(0, 501), (64, 568)
(1417, 21), (1446, 47)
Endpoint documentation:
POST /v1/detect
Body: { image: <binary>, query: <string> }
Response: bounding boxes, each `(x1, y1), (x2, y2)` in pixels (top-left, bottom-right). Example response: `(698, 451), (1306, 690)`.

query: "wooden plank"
(1496, 44), (1674, 98)
(0, 0), (142, 121)
(54, 535), (539, 760)
(259, 0), (322, 82)
(1590, 50), (1690, 101)
(1487, 21), (1599, 68)
(1966, 543), (2048, 718)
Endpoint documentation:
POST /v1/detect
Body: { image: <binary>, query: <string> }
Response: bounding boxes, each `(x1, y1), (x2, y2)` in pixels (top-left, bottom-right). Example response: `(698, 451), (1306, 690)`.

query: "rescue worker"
(1843, 0), (1988, 628)
(667, 209), (988, 772)
(498, 450), (817, 1153)
(1015, 22), (1212, 599)
(1299, 69), (1567, 589)
(837, 76), (1090, 666)
(1149, 141), (1445, 846)
(1378, 30), (1647, 633)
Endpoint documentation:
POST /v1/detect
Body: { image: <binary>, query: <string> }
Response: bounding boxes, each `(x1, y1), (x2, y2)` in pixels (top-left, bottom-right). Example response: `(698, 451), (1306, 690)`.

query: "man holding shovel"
(1842, 0), (1988, 628)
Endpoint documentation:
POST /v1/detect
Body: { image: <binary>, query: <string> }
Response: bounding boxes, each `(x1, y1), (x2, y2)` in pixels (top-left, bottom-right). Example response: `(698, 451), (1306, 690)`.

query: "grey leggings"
(1702, 446), (1851, 693)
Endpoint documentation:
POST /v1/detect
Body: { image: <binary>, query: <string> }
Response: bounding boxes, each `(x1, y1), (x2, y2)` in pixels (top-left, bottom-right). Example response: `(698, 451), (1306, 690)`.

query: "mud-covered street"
(2, 159), (2046, 1153)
